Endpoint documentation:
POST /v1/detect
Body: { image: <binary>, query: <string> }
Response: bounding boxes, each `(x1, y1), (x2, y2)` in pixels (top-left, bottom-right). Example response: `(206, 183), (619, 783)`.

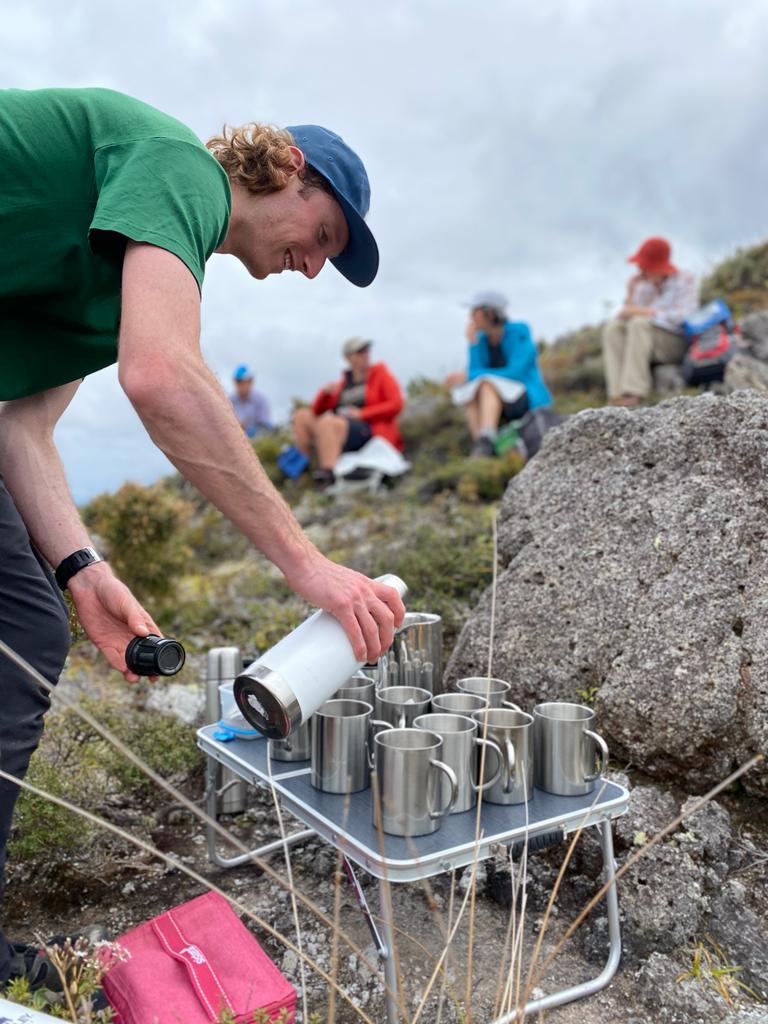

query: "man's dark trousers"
(0, 477), (70, 980)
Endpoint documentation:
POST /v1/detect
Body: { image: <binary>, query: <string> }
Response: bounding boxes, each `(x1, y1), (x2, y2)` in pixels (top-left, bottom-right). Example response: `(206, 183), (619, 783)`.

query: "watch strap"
(55, 547), (105, 591)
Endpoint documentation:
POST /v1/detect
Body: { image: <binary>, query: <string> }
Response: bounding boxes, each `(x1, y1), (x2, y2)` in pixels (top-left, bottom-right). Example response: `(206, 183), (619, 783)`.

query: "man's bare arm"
(118, 242), (403, 659)
(0, 382), (91, 566)
(0, 383), (160, 680)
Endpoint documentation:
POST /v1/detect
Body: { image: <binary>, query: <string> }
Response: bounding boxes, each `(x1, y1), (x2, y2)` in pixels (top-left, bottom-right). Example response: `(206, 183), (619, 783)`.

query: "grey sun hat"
(465, 289), (509, 313)
(342, 337), (372, 358)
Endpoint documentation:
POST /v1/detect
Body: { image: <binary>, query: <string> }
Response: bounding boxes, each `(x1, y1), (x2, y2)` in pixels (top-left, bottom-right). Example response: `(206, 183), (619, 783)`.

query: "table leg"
(491, 817), (622, 1023)
(205, 756), (314, 868)
(378, 876), (401, 1024)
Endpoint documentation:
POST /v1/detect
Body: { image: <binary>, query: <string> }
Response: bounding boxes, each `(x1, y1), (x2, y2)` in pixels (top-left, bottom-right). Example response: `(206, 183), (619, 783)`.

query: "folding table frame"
(198, 725), (628, 1024)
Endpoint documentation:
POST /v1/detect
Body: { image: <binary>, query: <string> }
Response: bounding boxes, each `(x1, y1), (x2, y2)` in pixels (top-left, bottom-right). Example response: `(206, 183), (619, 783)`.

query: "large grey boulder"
(725, 354), (768, 395)
(707, 880), (768, 1000)
(740, 310), (768, 362)
(652, 362), (687, 395)
(446, 391), (768, 795)
(636, 951), (730, 1023)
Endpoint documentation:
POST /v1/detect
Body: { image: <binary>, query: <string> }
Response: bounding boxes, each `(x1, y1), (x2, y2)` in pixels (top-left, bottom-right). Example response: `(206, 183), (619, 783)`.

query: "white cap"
(465, 289), (509, 313)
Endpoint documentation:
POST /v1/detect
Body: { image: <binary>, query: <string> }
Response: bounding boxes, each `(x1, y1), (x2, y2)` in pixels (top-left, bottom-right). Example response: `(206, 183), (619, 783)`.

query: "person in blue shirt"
(444, 290), (552, 457)
(229, 364), (272, 437)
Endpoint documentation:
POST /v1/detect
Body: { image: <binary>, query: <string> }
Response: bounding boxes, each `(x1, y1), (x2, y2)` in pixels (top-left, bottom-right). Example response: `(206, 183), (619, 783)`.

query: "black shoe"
(339, 467), (372, 481)
(312, 468), (335, 490)
(7, 942), (59, 991)
(6, 926), (110, 993)
(470, 436), (496, 458)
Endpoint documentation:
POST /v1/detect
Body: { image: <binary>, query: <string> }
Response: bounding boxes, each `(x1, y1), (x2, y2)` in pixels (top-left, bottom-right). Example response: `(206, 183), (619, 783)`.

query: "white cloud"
(3, 0), (768, 500)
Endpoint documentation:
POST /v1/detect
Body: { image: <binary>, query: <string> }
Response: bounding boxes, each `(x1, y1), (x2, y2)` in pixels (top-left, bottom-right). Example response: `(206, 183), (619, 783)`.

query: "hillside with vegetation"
(8, 238), (768, 1023)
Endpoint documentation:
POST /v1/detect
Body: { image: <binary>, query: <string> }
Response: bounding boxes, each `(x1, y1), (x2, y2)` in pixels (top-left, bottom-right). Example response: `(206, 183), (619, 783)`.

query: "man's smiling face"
(236, 174), (349, 281)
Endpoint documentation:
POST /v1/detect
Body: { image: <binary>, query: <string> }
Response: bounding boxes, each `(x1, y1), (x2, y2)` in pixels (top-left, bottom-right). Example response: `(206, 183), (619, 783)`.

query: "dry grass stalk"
(266, 746), (309, 1022)
(0, 767), (377, 1024)
(325, 788), (353, 1024)
(0, 638), (384, 985)
(370, 766), (409, 1021)
(434, 870), (457, 1024)
(410, 857), (482, 1024)
(521, 752), (765, 1014)
(464, 510), (500, 1021)
(492, 816), (529, 1019)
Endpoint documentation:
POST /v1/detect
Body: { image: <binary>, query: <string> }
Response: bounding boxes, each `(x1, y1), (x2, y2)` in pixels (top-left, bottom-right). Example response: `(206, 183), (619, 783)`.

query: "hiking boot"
(469, 436), (496, 459)
(6, 925), (110, 993)
(339, 467), (372, 482)
(6, 942), (58, 991)
(312, 468), (335, 490)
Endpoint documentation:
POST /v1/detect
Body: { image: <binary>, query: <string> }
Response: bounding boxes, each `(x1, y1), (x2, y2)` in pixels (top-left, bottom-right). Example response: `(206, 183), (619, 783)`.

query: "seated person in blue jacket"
(444, 290), (552, 457)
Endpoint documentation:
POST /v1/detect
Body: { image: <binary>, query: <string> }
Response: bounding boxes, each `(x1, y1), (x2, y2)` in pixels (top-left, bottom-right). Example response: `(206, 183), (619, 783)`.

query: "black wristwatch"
(55, 547), (106, 591)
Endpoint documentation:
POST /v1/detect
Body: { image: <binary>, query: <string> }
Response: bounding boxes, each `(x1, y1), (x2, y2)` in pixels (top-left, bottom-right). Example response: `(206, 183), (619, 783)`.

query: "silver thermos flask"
(234, 574), (408, 739)
(206, 647), (247, 815)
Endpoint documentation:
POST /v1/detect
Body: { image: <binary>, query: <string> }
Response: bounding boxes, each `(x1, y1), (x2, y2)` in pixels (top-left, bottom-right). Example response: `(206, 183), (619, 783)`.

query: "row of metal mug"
(268, 690), (608, 838)
(337, 675), (610, 802)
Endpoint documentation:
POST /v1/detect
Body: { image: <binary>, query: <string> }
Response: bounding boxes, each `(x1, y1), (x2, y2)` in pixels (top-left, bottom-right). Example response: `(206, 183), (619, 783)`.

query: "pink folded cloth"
(102, 891), (296, 1023)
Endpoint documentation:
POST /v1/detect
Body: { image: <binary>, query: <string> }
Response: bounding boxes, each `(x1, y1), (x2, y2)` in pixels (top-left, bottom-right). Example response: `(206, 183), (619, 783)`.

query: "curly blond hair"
(206, 123), (297, 195)
(206, 123), (334, 201)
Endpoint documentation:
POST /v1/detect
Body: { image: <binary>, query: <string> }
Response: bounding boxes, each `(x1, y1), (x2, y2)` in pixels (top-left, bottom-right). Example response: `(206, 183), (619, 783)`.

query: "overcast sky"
(4, 0), (768, 501)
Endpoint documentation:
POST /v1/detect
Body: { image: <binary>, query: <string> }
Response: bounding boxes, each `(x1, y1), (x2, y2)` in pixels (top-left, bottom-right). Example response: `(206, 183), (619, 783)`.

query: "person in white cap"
(293, 337), (404, 487)
(444, 291), (552, 457)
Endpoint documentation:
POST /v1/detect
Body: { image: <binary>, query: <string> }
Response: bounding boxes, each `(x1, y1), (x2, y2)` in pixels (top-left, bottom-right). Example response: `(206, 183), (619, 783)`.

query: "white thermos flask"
(234, 574), (407, 738)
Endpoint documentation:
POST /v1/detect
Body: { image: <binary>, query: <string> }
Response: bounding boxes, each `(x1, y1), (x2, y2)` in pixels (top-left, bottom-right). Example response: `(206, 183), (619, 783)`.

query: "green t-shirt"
(0, 87), (231, 400)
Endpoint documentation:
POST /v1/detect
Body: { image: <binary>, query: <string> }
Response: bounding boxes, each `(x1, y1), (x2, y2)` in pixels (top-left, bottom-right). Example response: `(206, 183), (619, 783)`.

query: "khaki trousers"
(602, 316), (688, 398)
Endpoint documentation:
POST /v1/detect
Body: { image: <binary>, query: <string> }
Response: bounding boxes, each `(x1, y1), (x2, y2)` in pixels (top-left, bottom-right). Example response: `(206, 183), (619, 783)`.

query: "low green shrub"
(9, 711), (105, 861)
(370, 503), (495, 650)
(83, 481), (195, 604)
(419, 451), (524, 502)
(700, 239), (768, 315)
(93, 702), (201, 795)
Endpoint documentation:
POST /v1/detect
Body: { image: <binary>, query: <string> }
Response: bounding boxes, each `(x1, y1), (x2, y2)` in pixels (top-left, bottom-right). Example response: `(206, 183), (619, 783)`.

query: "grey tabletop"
(198, 726), (629, 882)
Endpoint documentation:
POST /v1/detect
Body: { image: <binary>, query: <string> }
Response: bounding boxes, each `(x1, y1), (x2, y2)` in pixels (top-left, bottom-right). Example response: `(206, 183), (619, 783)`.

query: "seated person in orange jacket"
(293, 337), (404, 487)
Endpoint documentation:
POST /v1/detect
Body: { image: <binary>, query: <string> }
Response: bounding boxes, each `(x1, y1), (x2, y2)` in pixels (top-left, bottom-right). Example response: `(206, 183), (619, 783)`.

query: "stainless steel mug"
(269, 719), (312, 762)
(472, 708), (534, 805)
(372, 728), (458, 836)
(431, 692), (489, 717)
(414, 713), (503, 813)
(375, 686), (431, 728)
(389, 611), (443, 693)
(207, 646), (247, 814)
(311, 699), (391, 794)
(457, 677), (522, 711)
(533, 702), (609, 796)
(334, 672), (376, 706)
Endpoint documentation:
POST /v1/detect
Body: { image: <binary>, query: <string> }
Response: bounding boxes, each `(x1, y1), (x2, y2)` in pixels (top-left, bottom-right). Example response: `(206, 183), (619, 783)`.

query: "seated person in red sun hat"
(602, 237), (698, 406)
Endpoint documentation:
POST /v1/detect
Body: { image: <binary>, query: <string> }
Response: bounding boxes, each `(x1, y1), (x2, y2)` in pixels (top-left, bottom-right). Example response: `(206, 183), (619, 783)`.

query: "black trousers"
(0, 478), (70, 978)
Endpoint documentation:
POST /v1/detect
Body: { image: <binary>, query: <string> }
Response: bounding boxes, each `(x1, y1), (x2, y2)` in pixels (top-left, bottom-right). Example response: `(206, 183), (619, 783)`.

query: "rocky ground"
(8, 242), (768, 1021)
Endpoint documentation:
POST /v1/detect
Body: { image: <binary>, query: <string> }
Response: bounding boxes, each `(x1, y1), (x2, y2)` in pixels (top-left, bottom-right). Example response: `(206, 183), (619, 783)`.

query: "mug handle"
(367, 720), (394, 769)
(502, 700), (522, 712)
(502, 739), (516, 794)
(429, 759), (459, 818)
(473, 737), (503, 792)
(583, 729), (609, 782)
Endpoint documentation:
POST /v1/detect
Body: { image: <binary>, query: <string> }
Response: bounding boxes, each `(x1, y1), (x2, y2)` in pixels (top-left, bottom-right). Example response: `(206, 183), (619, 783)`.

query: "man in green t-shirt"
(0, 88), (404, 987)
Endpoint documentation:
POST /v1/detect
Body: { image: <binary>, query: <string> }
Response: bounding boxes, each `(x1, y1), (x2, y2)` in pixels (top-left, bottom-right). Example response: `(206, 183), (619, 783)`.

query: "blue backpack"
(681, 299), (739, 385)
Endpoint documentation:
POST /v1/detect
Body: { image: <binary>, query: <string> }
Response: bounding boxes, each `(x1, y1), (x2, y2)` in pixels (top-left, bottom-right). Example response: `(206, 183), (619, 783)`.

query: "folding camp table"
(198, 725), (629, 1024)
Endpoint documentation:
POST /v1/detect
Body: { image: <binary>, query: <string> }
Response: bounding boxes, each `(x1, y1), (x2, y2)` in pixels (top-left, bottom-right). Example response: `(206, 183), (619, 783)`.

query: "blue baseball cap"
(233, 364), (253, 381)
(286, 124), (379, 288)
